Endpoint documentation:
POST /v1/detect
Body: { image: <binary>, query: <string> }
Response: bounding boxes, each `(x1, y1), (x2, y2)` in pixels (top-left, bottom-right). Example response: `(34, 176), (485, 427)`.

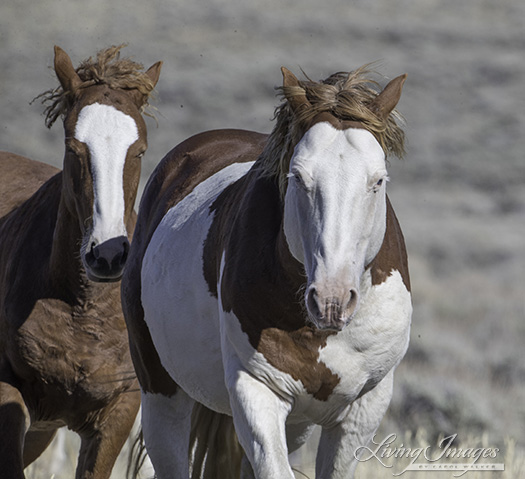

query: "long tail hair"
(126, 428), (149, 479)
(189, 403), (243, 479)
(126, 404), (243, 479)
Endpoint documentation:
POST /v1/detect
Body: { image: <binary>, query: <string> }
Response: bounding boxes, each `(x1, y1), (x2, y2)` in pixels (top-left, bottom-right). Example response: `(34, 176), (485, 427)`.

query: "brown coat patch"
(368, 196), (411, 291)
(204, 168), (340, 400)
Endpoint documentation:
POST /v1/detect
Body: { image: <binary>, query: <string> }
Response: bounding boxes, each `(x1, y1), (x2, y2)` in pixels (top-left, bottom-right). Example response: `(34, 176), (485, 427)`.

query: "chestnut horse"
(122, 66), (411, 478)
(0, 45), (161, 478)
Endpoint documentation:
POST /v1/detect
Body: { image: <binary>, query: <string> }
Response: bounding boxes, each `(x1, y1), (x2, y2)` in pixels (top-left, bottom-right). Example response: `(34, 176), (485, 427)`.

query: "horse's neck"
(232, 175), (307, 326)
(48, 187), (99, 303)
(276, 225), (305, 289)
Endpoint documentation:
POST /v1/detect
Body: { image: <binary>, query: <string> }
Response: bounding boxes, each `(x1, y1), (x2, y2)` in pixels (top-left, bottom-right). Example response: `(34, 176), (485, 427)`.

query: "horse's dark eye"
(372, 177), (388, 193)
(289, 171), (306, 190)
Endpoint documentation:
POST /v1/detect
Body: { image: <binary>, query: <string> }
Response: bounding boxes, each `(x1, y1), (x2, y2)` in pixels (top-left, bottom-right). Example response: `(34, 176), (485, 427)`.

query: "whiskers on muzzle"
(305, 285), (359, 331)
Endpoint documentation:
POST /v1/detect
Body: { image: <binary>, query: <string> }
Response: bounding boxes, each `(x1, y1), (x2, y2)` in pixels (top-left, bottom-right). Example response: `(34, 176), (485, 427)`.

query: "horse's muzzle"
(83, 235), (130, 282)
(306, 286), (359, 331)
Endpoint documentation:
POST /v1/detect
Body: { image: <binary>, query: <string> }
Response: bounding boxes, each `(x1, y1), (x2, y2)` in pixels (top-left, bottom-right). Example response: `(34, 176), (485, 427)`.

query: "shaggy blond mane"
(257, 65), (406, 197)
(35, 44), (157, 128)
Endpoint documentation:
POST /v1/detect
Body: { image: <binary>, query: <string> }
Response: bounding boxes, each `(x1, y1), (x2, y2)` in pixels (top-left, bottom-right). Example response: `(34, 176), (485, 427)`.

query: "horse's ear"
(127, 60), (163, 108)
(369, 74), (407, 120)
(145, 61), (163, 88)
(281, 67), (310, 113)
(54, 46), (82, 95)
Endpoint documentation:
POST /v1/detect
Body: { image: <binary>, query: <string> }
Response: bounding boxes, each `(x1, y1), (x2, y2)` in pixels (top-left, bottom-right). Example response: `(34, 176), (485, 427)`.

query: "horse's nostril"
(306, 287), (321, 319)
(305, 284), (360, 330)
(84, 236), (130, 281)
(91, 242), (100, 259)
(120, 241), (129, 265)
(345, 288), (359, 317)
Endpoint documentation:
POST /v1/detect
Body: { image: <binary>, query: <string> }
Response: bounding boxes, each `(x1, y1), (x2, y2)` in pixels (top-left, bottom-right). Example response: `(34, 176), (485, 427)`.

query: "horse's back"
(0, 153), (62, 340)
(139, 129), (267, 233)
(0, 152), (60, 218)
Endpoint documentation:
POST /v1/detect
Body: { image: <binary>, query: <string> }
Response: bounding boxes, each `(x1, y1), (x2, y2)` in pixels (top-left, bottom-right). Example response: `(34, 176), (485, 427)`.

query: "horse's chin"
(308, 315), (351, 332)
(84, 266), (124, 283)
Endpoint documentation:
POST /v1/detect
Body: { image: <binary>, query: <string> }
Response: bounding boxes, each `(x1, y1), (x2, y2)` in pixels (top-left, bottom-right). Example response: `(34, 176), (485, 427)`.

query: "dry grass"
(290, 429), (524, 479)
(25, 426), (524, 479)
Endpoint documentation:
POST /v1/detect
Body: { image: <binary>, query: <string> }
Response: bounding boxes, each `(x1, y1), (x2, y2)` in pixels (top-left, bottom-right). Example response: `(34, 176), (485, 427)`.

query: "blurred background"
(1, 0), (523, 477)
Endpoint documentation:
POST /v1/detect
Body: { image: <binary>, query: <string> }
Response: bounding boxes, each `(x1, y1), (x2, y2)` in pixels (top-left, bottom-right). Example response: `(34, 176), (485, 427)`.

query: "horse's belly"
(141, 162), (253, 413)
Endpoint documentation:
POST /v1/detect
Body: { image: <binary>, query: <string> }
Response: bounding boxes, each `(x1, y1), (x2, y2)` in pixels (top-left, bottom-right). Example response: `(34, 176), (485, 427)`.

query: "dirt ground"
(1, 0), (523, 476)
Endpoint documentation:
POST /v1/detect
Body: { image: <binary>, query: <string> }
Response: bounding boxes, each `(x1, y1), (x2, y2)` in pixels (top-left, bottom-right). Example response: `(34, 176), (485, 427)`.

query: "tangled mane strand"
(257, 65), (406, 197)
(34, 44), (158, 128)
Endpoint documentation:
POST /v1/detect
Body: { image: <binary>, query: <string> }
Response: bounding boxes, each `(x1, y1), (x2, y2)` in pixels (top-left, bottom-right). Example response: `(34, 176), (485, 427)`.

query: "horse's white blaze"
(141, 162), (254, 413)
(75, 103), (138, 243)
(284, 123), (388, 327)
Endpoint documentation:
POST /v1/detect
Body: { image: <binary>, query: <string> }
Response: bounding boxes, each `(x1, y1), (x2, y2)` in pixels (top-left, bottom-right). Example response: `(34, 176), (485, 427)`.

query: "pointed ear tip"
(151, 61), (163, 73)
(283, 66), (299, 77)
(398, 73), (408, 84)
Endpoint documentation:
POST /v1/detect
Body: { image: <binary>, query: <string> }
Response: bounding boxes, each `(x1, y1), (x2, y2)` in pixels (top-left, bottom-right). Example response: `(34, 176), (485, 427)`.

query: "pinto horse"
(0, 46), (161, 479)
(122, 66), (412, 479)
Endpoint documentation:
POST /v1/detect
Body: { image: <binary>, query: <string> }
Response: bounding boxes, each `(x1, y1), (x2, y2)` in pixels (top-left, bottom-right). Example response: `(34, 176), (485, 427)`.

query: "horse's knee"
(23, 429), (58, 467)
(75, 392), (141, 479)
(0, 382), (30, 479)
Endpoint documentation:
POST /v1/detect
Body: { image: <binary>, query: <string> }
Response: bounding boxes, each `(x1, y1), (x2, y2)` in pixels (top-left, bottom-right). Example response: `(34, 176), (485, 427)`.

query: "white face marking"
(75, 103), (139, 244)
(284, 123), (388, 329)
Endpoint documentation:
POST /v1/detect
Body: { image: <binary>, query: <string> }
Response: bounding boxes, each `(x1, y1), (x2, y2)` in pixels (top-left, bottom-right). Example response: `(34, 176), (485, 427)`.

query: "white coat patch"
(141, 162), (254, 413)
(75, 103), (139, 242)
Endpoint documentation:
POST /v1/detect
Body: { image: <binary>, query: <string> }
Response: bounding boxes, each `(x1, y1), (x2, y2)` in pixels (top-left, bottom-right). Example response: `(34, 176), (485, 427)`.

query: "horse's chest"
(226, 269), (411, 422)
(10, 298), (128, 401)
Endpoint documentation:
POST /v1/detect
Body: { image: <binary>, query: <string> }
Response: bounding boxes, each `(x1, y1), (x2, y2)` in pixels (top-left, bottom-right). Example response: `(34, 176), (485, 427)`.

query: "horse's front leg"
(227, 364), (294, 479)
(316, 370), (394, 479)
(141, 388), (195, 479)
(75, 388), (140, 479)
(0, 382), (30, 479)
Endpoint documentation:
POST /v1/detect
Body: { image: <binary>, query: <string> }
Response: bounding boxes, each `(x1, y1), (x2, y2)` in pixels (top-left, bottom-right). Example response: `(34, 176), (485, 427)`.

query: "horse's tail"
(126, 427), (149, 479)
(189, 402), (243, 479)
